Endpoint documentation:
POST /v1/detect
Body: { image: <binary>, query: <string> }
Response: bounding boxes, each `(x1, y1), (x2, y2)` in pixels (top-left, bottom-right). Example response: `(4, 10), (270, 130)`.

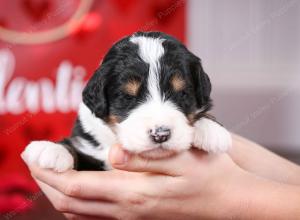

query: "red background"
(0, 0), (185, 216)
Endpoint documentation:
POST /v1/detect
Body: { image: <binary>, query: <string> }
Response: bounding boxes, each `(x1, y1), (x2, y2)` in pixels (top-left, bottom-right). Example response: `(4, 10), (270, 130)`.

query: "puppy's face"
(83, 32), (211, 159)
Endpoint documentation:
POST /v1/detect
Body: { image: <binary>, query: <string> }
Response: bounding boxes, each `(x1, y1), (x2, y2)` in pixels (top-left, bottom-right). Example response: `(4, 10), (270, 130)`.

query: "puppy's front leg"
(22, 141), (74, 172)
(193, 117), (232, 153)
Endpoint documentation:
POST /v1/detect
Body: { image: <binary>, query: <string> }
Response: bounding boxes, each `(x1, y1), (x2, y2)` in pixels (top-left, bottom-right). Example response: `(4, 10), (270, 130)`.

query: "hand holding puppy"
(28, 145), (240, 220)
(26, 142), (300, 220)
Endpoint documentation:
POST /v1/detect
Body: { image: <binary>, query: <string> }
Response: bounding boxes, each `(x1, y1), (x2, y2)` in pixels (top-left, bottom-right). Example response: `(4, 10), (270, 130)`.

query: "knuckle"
(119, 192), (151, 219)
(121, 192), (147, 217)
(64, 182), (81, 197)
(126, 193), (146, 206)
(55, 195), (70, 212)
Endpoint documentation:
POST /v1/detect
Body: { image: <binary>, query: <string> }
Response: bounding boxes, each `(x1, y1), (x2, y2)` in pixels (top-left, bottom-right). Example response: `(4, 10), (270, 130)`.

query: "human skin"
(24, 135), (300, 220)
(229, 134), (300, 185)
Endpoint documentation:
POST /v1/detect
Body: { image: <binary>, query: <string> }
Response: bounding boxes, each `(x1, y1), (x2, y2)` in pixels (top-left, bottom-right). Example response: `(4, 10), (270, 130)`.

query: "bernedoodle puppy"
(22, 31), (232, 172)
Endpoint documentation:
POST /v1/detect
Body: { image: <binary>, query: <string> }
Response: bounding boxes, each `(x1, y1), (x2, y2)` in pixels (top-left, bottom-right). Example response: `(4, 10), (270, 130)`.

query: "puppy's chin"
(138, 147), (177, 160)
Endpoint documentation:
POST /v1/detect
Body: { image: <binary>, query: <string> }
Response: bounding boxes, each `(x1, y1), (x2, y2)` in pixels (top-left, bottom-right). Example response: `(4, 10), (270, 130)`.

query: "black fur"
(72, 119), (99, 147)
(60, 125), (106, 171)
(60, 138), (105, 170)
(83, 31), (211, 121)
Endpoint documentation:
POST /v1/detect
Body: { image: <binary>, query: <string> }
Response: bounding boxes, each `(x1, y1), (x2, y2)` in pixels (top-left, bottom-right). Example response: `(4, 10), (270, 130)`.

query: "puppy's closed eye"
(170, 74), (185, 92)
(123, 80), (141, 96)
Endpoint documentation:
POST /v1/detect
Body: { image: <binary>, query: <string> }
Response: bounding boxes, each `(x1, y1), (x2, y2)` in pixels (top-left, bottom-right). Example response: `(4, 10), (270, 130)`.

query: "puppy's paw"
(22, 141), (74, 172)
(193, 118), (232, 153)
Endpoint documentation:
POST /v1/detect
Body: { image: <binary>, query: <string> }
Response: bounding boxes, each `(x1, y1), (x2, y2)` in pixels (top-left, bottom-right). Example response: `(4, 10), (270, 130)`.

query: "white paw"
(193, 118), (232, 153)
(22, 141), (74, 172)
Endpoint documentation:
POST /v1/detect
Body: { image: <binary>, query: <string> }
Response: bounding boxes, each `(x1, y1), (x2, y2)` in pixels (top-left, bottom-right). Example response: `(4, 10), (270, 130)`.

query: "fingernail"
(111, 145), (129, 165)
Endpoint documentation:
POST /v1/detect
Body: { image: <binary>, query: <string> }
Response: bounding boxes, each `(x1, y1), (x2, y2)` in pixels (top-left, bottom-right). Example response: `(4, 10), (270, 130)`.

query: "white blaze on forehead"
(118, 36), (194, 154)
(130, 36), (165, 101)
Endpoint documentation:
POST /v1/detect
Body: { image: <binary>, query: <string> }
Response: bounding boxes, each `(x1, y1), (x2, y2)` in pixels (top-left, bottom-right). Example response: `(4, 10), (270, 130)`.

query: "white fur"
(76, 102), (117, 168)
(73, 137), (111, 169)
(78, 102), (117, 149)
(193, 118), (232, 153)
(130, 36), (165, 101)
(22, 141), (74, 172)
(117, 100), (194, 153)
(130, 36), (164, 67)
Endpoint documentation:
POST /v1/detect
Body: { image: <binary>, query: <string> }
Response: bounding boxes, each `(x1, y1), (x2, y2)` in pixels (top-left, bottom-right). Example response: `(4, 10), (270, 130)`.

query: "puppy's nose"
(149, 126), (171, 143)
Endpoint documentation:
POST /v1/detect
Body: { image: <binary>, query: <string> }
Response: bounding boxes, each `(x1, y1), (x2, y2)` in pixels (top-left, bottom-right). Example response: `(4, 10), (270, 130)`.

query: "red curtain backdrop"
(0, 0), (185, 213)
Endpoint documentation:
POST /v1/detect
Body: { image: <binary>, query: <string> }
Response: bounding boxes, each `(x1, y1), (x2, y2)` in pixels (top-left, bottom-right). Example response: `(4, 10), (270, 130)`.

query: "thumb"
(109, 144), (184, 176)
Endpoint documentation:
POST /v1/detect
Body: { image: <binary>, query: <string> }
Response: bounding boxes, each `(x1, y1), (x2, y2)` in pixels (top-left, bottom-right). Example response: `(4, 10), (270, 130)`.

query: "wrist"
(226, 170), (300, 220)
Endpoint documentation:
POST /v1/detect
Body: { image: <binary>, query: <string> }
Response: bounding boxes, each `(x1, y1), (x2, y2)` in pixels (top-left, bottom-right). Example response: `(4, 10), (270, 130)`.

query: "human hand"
(27, 145), (248, 220)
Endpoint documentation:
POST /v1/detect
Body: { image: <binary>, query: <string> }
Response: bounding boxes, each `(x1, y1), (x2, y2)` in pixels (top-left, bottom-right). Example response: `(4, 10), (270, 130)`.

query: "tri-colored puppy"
(22, 32), (232, 172)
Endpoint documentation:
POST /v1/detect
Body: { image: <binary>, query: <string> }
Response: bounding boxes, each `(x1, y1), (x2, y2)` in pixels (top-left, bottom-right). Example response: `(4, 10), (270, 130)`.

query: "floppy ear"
(82, 66), (108, 119)
(190, 57), (212, 109)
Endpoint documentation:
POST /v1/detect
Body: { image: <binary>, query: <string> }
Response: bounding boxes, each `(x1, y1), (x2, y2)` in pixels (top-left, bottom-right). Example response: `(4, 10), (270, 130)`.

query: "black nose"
(149, 126), (171, 143)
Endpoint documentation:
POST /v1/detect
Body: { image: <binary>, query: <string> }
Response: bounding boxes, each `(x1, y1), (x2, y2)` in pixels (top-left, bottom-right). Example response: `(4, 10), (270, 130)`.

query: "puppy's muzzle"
(149, 126), (171, 143)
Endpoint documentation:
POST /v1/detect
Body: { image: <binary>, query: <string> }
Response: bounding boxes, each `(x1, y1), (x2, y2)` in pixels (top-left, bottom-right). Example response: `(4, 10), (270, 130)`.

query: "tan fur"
(106, 115), (119, 125)
(123, 80), (141, 96)
(170, 74), (185, 91)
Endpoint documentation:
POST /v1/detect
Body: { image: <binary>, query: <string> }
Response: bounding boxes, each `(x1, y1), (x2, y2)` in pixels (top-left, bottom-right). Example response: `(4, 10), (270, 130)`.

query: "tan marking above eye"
(123, 80), (141, 96)
(170, 74), (185, 91)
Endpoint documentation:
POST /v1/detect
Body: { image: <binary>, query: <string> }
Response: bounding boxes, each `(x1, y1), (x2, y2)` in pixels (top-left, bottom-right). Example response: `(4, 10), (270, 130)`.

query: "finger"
(30, 166), (135, 201)
(36, 180), (118, 218)
(64, 213), (115, 220)
(109, 144), (199, 176)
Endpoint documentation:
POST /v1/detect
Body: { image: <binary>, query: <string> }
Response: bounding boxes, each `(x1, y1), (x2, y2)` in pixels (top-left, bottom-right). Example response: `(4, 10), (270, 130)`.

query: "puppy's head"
(83, 32), (211, 159)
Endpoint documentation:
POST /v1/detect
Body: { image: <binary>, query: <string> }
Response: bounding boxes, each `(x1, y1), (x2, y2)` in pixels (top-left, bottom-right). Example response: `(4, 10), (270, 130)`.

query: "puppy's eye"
(170, 74), (185, 92)
(123, 79), (141, 96)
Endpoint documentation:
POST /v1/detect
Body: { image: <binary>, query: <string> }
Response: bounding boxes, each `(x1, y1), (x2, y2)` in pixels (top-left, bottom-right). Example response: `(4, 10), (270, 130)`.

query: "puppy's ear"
(190, 57), (212, 109)
(82, 66), (108, 119)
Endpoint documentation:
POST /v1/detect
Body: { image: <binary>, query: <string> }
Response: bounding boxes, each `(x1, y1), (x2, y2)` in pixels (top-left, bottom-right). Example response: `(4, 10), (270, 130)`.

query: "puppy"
(22, 32), (232, 172)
